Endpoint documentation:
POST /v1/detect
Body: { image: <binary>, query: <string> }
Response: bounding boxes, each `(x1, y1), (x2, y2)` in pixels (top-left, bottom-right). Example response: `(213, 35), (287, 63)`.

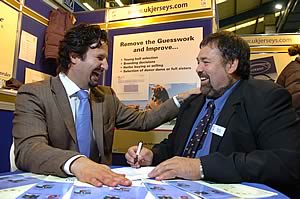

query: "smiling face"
(68, 43), (108, 89)
(196, 44), (238, 99)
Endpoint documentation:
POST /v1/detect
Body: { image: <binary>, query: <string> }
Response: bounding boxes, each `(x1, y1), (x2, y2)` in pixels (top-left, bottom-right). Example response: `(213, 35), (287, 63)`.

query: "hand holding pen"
(133, 141), (143, 166)
(125, 142), (154, 167)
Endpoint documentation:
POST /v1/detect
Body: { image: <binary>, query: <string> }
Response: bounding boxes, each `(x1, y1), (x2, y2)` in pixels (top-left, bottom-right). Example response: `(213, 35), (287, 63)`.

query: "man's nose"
(101, 58), (108, 71)
(196, 62), (203, 73)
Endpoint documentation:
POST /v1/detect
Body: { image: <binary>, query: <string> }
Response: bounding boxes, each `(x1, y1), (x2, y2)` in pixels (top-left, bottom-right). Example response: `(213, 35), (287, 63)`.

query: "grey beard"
(206, 77), (235, 99)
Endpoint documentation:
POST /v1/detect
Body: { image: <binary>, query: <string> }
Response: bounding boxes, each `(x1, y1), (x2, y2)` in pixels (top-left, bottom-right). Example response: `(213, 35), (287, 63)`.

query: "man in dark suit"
(13, 24), (196, 187)
(125, 31), (300, 197)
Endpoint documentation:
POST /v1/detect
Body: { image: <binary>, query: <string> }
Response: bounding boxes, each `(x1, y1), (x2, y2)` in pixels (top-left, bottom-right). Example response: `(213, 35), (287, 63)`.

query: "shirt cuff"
(63, 155), (85, 176)
(172, 96), (181, 108)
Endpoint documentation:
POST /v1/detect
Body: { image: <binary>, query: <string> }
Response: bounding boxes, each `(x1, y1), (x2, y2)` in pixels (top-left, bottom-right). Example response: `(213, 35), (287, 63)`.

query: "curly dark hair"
(200, 31), (250, 79)
(57, 23), (107, 73)
(288, 44), (300, 56)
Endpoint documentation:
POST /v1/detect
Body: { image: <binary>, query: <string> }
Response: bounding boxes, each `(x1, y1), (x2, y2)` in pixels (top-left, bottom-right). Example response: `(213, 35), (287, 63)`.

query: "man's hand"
(125, 146), (153, 168)
(70, 157), (132, 187)
(148, 156), (201, 180)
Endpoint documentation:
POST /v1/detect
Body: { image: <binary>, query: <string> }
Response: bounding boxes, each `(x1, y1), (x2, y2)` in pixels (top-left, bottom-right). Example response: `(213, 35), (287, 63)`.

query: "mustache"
(92, 68), (104, 75)
(197, 71), (209, 79)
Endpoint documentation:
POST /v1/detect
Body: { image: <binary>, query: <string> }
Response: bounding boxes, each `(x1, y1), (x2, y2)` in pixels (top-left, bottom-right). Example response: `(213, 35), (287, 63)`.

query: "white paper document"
(205, 183), (278, 198)
(112, 166), (155, 181)
(19, 30), (38, 64)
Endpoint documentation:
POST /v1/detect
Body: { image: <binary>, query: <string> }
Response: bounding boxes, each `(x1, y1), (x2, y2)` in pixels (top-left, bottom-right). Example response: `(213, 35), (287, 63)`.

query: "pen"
(134, 141), (143, 165)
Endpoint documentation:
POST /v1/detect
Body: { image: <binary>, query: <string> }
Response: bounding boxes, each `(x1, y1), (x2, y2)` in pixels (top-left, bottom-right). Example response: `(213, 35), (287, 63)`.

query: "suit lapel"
(51, 76), (77, 142)
(176, 95), (206, 155)
(210, 81), (244, 153)
(90, 87), (104, 161)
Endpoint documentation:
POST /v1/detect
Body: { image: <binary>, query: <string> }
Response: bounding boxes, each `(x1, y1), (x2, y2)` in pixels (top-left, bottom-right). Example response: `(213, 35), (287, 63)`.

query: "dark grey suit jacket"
(152, 79), (300, 196)
(13, 76), (178, 177)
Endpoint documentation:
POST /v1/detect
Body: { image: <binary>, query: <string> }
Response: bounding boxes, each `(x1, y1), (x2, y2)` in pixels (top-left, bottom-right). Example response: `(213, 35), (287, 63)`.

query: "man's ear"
(226, 59), (239, 74)
(69, 52), (79, 64)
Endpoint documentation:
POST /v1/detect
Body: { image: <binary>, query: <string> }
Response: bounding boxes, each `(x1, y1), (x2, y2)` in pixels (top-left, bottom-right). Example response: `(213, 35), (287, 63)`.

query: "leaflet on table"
(112, 166), (155, 181)
(0, 173), (46, 198)
(17, 181), (73, 199)
(0, 184), (35, 199)
(0, 174), (42, 189)
(143, 180), (196, 199)
(165, 180), (235, 199)
(206, 183), (278, 198)
(69, 181), (148, 199)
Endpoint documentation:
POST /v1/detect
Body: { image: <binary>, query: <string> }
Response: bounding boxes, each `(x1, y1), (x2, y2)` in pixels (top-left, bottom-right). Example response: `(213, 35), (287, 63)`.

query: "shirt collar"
(59, 72), (81, 98)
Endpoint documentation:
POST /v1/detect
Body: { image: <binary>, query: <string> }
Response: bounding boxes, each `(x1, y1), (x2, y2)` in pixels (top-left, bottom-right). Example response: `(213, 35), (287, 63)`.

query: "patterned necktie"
(76, 90), (91, 157)
(183, 101), (215, 158)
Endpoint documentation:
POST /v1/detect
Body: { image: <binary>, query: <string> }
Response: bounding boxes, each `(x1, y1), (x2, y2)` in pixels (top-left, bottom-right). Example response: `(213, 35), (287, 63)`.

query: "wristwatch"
(175, 94), (185, 105)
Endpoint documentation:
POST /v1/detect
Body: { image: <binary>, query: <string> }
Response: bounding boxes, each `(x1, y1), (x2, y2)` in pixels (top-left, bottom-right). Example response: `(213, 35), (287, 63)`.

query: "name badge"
(211, 124), (226, 137)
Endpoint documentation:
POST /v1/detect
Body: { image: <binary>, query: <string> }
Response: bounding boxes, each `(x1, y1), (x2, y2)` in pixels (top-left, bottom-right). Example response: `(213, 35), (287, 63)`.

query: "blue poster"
(71, 185), (147, 199)
(0, 175), (40, 190)
(144, 182), (193, 199)
(17, 181), (72, 199)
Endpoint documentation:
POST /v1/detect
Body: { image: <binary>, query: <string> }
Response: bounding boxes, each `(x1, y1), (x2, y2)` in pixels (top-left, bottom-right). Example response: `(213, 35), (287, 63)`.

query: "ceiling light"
(83, 2), (94, 11)
(115, 0), (124, 7)
(225, 17), (264, 32)
(275, 11), (283, 17)
(275, 3), (282, 10)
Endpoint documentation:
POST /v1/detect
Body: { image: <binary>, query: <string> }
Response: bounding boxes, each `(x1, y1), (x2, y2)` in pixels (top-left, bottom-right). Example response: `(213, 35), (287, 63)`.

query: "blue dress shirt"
(183, 80), (240, 158)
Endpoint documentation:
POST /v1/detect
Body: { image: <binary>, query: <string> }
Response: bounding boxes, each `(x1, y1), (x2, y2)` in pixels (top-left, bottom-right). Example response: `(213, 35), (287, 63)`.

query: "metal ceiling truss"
(219, 1), (278, 28)
(220, 0), (300, 33)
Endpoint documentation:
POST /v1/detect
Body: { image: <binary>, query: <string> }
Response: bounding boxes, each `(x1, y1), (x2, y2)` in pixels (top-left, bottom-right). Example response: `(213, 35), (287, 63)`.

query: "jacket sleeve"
(284, 70), (300, 116)
(151, 123), (181, 165)
(276, 61), (300, 116)
(150, 95), (200, 165)
(109, 88), (179, 131)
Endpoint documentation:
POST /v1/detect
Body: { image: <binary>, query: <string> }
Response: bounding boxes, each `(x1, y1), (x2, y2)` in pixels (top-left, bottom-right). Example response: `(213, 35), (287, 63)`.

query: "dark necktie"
(183, 101), (215, 158)
(76, 90), (91, 157)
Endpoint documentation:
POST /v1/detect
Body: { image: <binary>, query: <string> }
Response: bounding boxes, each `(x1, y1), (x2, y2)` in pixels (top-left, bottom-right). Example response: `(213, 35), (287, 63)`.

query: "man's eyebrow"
(198, 56), (208, 60)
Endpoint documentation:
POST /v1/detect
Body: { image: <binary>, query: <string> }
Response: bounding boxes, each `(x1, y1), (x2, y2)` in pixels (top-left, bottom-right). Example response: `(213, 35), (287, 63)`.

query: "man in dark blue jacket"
(126, 31), (300, 198)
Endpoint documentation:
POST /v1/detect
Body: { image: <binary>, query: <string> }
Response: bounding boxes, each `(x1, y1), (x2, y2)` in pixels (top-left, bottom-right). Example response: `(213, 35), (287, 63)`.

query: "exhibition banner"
(242, 34), (300, 80)
(108, 0), (211, 21)
(243, 34), (300, 46)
